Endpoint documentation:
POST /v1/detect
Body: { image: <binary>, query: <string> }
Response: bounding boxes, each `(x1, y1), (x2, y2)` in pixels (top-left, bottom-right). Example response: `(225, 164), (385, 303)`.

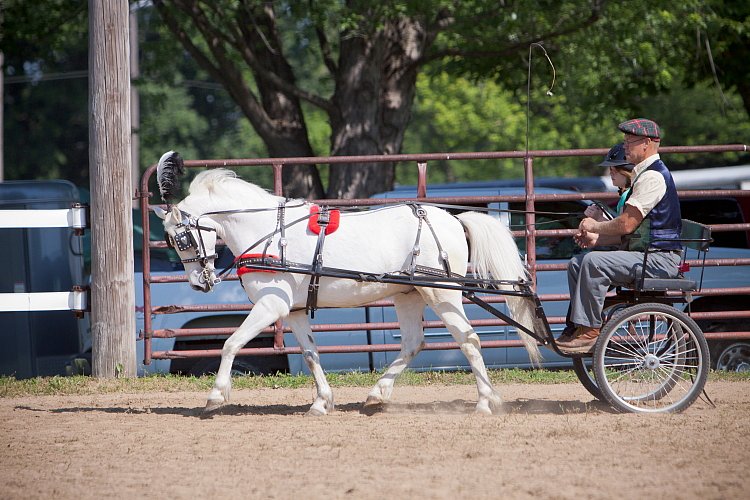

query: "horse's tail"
(455, 211), (542, 366)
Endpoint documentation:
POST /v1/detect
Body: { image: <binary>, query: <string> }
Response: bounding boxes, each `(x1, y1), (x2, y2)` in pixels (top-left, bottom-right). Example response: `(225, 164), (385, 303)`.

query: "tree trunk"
(155, 1), (325, 199)
(327, 18), (426, 199)
(238, 4), (324, 199)
(88, 0), (137, 377)
(156, 3), (432, 200)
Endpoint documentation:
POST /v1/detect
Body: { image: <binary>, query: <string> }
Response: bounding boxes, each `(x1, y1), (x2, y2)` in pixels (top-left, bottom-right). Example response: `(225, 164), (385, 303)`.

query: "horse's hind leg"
(418, 288), (503, 415)
(285, 311), (334, 416)
(365, 291), (426, 407)
(205, 295), (287, 412)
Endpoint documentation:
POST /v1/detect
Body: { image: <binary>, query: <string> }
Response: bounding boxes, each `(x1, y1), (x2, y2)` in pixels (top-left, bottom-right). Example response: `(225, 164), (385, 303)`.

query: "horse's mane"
(187, 168), (281, 208)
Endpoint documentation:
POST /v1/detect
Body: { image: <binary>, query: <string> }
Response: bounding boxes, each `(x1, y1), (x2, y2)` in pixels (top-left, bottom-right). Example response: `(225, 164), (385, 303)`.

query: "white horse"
(154, 152), (541, 415)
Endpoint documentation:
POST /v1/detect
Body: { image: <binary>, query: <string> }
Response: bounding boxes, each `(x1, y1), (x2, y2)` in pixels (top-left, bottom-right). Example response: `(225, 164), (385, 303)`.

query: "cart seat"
(638, 277), (697, 292)
(619, 219), (711, 299)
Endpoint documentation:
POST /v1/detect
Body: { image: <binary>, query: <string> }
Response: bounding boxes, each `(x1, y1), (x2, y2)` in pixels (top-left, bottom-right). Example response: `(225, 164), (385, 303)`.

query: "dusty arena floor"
(1, 381), (748, 499)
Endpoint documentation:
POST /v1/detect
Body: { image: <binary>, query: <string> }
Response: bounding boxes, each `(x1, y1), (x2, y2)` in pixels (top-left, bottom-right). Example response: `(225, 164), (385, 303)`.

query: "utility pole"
(88, 0), (136, 377)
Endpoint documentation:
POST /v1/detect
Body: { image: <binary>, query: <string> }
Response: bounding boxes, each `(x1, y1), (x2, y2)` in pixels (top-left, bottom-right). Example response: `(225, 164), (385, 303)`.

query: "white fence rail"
(0, 291), (88, 312)
(0, 206), (88, 229)
(0, 206), (89, 313)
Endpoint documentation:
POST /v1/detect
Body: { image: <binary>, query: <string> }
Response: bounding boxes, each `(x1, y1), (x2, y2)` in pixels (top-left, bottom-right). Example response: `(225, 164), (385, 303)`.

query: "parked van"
(0, 180), (90, 378)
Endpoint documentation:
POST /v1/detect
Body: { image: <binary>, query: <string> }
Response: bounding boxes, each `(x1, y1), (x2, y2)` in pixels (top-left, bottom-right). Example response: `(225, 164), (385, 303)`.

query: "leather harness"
(306, 206), (332, 317)
(235, 202), (454, 318)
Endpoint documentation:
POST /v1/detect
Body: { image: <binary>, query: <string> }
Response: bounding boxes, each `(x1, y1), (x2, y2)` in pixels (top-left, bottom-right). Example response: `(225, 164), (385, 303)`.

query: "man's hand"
(574, 230), (598, 249)
(581, 205), (643, 236)
(579, 217), (599, 233)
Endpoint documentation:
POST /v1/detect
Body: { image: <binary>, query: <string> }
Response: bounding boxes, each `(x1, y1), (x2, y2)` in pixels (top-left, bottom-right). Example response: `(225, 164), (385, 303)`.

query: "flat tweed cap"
(618, 118), (661, 141)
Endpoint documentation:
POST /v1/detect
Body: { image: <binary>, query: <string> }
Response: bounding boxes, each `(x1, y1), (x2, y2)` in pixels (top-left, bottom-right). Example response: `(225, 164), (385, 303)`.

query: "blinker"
(168, 225), (197, 251)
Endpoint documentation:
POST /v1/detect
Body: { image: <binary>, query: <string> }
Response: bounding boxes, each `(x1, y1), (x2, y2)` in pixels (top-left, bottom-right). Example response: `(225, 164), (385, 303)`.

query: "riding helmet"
(598, 143), (635, 171)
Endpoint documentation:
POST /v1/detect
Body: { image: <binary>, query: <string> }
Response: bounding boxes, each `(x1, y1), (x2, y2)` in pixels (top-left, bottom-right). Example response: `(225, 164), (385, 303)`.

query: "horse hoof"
(364, 395), (384, 407)
(474, 406), (493, 416)
(204, 399), (224, 414)
(306, 407), (326, 417)
(488, 397), (504, 414)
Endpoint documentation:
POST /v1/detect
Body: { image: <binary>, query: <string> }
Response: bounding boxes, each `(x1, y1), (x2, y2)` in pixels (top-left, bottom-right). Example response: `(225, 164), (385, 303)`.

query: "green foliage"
(399, 71), (623, 185)
(0, 0), (87, 55)
(3, 0), (749, 191)
(645, 83), (750, 169)
(2, 0), (89, 185)
(401, 72), (527, 184)
(681, 1), (750, 97)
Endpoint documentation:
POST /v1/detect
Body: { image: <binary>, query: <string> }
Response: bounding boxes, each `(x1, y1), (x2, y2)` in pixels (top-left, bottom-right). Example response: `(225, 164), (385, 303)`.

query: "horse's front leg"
(285, 311), (334, 416)
(205, 294), (288, 413)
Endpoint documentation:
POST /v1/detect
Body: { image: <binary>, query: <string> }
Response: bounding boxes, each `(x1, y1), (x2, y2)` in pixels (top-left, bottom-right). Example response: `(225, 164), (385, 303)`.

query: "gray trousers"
(567, 250), (682, 328)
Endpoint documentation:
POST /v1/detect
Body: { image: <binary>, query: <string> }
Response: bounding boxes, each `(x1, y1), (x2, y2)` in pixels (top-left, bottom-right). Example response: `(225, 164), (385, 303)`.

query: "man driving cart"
(557, 118), (683, 353)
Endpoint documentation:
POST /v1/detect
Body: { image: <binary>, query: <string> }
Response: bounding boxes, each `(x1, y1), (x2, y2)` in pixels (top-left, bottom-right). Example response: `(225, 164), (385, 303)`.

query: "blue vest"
(623, 159), (682, 251)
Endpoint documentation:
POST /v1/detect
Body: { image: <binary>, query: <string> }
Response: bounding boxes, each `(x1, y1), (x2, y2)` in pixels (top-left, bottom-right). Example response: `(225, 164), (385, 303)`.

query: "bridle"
(165, 210), (221, 289)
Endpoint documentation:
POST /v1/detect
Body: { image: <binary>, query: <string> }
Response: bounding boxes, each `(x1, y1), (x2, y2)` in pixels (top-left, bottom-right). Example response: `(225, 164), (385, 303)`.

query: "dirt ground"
(1, 380), (748, 499)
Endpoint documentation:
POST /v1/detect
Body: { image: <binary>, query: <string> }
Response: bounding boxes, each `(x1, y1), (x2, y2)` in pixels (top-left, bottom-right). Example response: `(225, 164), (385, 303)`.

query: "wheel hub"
(643, 354), (660, 370)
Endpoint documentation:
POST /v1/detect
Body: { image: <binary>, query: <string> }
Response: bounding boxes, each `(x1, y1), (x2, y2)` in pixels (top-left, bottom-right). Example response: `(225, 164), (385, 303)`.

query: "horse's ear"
(170, 206), (182, 222)
(153, 206), (167, 220)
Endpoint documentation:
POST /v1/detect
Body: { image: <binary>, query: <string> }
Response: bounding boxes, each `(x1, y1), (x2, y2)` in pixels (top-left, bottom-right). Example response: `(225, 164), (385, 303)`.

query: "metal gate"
(137, 145), (750, 369)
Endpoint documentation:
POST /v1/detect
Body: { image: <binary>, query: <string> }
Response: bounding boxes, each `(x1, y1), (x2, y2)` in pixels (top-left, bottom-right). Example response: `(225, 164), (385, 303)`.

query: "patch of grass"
(1, 369), (748, 398)
(707, 370), (750, 382)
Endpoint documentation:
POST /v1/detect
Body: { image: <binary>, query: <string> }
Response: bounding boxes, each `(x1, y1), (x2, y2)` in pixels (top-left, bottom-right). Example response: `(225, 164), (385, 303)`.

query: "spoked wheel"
(593, 303), (709, 413)
(572, 357), (604, 400)
(571, 302), (629, 402)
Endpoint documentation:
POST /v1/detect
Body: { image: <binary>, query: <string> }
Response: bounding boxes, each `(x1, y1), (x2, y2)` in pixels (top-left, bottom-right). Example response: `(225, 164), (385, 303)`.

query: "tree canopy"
(2, 0), (749, 195)
(148, 0), (750, 197)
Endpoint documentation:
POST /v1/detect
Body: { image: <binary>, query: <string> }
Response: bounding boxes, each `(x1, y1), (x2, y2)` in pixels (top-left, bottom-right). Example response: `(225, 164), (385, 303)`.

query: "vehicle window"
(509, 201), (586, 260)
(439, 202), (491, 217)
(215, 246), (236, 269)
(680, 198), (748, 248)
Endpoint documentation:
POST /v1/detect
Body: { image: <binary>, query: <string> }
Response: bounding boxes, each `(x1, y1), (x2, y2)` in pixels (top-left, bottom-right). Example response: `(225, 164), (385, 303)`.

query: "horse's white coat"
(158, 168), (541, 414)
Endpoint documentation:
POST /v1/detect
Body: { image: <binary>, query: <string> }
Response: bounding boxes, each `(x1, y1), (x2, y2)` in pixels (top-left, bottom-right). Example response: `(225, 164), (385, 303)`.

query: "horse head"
(155, 205), (221, 293)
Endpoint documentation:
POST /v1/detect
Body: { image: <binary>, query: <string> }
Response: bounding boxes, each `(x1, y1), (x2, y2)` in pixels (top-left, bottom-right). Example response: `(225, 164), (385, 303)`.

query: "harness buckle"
(317, 207), (330, 225)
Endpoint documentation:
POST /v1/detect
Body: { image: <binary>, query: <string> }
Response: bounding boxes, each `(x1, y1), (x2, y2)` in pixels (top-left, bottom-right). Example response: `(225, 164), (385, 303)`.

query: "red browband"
(237, 253), (280, 275)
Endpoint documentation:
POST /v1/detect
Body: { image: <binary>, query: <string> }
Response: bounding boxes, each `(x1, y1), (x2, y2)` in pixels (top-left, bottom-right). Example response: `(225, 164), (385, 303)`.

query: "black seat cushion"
(639, 277), (697, 292)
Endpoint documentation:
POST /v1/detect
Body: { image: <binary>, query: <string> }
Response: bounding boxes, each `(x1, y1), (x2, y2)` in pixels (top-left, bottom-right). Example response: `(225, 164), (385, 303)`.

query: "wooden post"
(89, 0), (136, 377)
(129, 6), (140, 208)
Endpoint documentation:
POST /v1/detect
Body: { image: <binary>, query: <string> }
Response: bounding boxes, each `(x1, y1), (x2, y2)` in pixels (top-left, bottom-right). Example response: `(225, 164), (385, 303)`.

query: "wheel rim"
(597, 307), (706, 413)
(716, 343), (750, 372)
(572, 357), (604, 401)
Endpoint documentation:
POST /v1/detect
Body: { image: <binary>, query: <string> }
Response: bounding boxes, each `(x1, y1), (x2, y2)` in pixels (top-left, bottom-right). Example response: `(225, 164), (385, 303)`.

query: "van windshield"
(509, 201), (586, 260)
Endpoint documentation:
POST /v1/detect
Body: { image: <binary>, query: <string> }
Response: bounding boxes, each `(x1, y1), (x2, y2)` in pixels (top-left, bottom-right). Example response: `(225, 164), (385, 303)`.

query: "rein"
(175, 199), (591, 290)
(346, 200), (584, 217)
(214, 210), (313, 281)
